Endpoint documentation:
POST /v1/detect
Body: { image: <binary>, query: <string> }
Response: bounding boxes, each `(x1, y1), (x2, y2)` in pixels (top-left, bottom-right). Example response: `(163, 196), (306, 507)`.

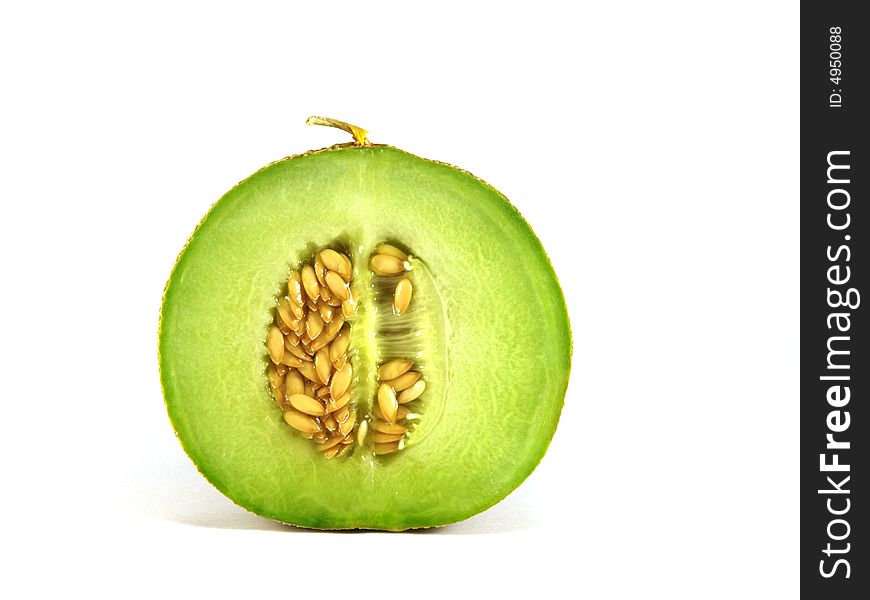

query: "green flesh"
(159, 145), (571, 530)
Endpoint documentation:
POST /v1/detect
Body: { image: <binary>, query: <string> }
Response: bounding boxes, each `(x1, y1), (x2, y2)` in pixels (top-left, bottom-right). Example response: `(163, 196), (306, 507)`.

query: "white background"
(0, 1), (798, 598)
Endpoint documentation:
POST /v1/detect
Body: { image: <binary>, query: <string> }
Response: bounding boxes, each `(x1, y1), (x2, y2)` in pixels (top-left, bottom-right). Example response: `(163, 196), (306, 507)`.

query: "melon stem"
(306, 116), (370, 146)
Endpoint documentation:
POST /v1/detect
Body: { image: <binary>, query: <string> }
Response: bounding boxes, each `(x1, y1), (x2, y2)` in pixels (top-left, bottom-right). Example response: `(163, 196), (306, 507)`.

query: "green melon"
(158, 118), (571, 530)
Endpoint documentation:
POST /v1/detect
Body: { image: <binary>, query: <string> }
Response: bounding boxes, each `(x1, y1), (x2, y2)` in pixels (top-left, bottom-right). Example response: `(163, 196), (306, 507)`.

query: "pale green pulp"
(159, 145), (571, 530)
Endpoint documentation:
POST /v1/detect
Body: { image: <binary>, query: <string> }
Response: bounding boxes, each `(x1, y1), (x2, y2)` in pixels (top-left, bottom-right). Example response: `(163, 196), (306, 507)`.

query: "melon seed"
(325, 270), (349, 301)
(289, 393), (326, 416)
(375, 244), (408, 261)
(287, 271), (303, 305)
(301, 265), (320, 301)
(356, 420), (368, 446)
(285, 370), (305, 396)
(298, 361), (320, 383)
(323, 444), (342, 459)
(318, 301), (334, 324)
(314, 254), (328, 286)
(370, 254), (405, 276)
(372, 420), (408, 435)
(284, 330), (299, 347)
(320, 435), (345, 451)
(266, 326), (284, 364)
(377, 383), (399, 424)
(378, 359), (413, 381)
(341, 287), (357, 317)
(373, 441), (401, 455)
(330, 362), (352, 399)
(277, 300), (295, 329)
(326, 391), (351, 412)
(283, 410), (321, 434)
(385, 371), (420, 392)
(394, 278), (413, 315)
(398, 380), (426, 404)
(286, 341), (311, 361)
(339, 410), (356, 436)
(371, 431), (405, 444)
(320, 249), (352, 279)
(372, 403), (412, 422)
(325, 315), (345, 338)
(315, 347), (332, 384)
(291, 303), (306, 321)
(306, 310), (324, 340)
(279, 353), (303, 368)
(268, 364), (283, 390)
(333, 405), (350, 424)
(329, 327), (351, 363)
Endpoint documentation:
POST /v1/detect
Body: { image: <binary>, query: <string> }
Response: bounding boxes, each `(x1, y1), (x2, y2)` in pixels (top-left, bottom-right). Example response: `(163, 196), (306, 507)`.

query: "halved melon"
(159, 122), (571, 530)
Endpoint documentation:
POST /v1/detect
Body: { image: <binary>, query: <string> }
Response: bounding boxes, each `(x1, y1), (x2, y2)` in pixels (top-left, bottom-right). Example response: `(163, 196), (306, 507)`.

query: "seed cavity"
(268, 248), (360, 458)
(362, 243), (429, 457)
(267, 241), (428, 459)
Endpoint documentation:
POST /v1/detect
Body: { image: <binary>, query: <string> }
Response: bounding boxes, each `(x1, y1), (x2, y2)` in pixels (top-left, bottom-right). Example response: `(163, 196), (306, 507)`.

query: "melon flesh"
(159, 145), (571, 530)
